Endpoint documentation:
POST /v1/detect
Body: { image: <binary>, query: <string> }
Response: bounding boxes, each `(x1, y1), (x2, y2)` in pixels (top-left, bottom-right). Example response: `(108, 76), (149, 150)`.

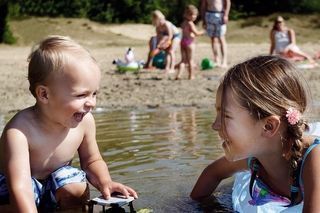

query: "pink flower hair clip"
(286, 107), (301, 125)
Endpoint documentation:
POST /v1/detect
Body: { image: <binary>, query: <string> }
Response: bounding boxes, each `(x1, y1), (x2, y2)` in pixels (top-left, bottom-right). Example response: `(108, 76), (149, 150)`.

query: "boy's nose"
(85, 96), (96, 109)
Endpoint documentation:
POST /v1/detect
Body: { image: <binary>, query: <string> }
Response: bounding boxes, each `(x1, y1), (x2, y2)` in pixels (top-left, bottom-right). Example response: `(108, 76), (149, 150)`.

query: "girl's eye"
(224, 114), (232, 119)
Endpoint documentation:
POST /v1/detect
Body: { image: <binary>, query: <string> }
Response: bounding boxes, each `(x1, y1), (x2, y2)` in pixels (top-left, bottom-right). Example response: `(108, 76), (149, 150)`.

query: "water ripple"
(90, 107), (229, 212)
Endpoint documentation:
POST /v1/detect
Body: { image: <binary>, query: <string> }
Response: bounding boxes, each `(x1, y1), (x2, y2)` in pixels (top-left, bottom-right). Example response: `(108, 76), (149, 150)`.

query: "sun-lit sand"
(0, 19), (319, 114)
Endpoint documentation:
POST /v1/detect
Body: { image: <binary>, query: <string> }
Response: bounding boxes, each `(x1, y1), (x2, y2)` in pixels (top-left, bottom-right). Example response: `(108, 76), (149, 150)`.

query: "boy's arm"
(223, 0), (231, 24)
(200, 0), (207, 28)
(78, 113), (137, 199)
(301, 145), (320, 212)
(190, 156), (247, 201)
(1, 128), (37, 212)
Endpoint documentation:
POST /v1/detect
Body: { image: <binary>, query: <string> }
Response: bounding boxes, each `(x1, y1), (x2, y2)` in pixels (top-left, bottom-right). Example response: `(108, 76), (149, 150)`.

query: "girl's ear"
(261, 115), (281, 138)
(35, 85), (49, 104)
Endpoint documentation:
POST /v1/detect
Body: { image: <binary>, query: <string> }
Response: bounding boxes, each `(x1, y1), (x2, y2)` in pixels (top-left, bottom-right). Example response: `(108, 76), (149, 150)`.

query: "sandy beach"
(1, 20), (319, 114)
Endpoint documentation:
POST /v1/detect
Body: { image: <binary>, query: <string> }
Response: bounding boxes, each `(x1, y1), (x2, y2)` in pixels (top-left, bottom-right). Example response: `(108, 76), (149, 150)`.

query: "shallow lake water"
(80, 107), (233, 212)
(3, 106), (319, 212)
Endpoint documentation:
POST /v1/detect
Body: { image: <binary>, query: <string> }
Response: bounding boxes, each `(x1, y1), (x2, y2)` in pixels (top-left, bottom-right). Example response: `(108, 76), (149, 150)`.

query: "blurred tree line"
(1, 0), (319, 44)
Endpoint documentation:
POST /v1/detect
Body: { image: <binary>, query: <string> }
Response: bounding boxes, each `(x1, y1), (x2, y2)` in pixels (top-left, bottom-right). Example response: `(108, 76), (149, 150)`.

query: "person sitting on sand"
(270, 16), (315, 64)
(145, 10), (181, 73)
(175, 5), (204, 80)
(0, 35), (138, 212)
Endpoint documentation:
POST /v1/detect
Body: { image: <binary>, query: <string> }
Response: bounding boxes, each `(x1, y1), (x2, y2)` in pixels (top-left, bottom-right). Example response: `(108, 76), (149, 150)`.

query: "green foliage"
(6, 0), (320, 24)
(0, 1), (16, 44)
(15, 0), (90, 17)
(2, 23), (16, 44)
(299, 0), (320, 12)
(231, 0), (320, 17)
(8, 0), (201, 24)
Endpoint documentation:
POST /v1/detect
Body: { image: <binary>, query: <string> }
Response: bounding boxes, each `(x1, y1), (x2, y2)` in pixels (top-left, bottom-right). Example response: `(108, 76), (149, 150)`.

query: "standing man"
(201, 0), (231, 68)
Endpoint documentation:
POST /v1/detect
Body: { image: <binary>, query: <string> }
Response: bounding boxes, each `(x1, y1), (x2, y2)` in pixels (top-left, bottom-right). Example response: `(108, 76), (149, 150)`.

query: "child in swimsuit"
(175, 5), (204, 80)
(191, 55), (320, 212)
(145, 10), (181, 73)
(0, 36), (137, 212)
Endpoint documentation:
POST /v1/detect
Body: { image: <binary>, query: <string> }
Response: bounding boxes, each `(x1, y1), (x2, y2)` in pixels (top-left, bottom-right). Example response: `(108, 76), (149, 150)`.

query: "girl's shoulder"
(301, 137), (320, 160)
(299, 138), (320, 187)
(188, 20), (195, 26)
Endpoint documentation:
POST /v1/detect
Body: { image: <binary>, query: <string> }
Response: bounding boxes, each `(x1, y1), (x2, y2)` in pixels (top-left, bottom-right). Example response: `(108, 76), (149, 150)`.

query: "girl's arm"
(269, 30), (276, 55)
(301, 145), (320, 212)
(190, 156), (247, 201)
(189, 22), (204, 36)
(2, 128), (37, 212)
(78, 113), (137, 199)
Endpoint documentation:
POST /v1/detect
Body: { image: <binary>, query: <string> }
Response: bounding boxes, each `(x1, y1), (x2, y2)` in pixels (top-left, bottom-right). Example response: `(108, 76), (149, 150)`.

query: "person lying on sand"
(0, 35), (137, 212)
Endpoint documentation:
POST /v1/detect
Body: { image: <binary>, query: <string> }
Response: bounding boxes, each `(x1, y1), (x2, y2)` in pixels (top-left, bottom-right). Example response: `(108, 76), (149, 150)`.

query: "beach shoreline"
(1, 42), (320, 115)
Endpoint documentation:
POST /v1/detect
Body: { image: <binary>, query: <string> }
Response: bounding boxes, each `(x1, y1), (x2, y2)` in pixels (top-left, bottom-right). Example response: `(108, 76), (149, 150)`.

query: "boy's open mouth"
(74, 112), (86, 122)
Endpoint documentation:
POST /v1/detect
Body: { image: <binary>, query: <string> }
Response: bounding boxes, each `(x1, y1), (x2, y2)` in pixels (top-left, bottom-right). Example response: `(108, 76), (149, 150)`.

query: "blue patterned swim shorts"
(0, 165), (86, 209)
(205, 11), (227, 37)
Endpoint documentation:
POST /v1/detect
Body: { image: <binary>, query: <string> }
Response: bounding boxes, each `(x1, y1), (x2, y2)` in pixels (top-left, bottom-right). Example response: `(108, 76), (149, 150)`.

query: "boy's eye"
(76, 94), (86, 98)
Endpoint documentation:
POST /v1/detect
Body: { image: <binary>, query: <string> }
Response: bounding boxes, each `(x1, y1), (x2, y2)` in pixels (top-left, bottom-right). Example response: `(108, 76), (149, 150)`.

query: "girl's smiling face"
(212, 87), (265, 161)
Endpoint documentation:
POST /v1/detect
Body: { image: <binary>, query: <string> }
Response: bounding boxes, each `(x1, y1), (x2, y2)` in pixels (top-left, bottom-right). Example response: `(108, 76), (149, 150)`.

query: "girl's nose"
(212, 118), (221, 131)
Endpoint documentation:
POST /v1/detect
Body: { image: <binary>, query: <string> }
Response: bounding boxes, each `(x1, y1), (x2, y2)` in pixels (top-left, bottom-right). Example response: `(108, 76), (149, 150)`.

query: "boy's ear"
(35, 85), (49, 104)
(261, 115), (281, 138)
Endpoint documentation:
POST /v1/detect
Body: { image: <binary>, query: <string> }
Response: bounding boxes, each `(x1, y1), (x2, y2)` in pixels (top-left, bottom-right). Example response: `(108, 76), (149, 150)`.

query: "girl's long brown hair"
(220, 55), (310, 204)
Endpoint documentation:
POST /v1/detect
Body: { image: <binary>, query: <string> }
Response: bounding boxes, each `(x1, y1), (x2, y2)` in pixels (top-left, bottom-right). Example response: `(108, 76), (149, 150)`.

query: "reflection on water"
(2, 106), (319, 212)
(83, 107), (233, 212)
(1, 105), (320, 212)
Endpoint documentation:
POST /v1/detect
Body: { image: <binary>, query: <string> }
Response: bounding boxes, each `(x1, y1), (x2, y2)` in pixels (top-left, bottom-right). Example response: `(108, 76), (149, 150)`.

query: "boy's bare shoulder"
(4, 107), (35, 131)
(0, 108), (35, 150)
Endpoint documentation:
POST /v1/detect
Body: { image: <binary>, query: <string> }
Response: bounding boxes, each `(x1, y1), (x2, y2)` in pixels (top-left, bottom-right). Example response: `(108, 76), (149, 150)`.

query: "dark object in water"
(87, 201), (135, 213)
(87, 194), (136, 213)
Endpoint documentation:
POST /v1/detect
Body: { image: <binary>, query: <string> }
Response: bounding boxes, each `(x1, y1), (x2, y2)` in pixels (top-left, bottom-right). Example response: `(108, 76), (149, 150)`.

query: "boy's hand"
(101, 181), (138, 199)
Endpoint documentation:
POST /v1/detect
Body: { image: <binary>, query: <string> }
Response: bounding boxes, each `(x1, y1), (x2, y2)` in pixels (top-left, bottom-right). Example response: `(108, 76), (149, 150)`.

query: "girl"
(175, 5), (204, 80)
(270, 16), (315, 64)
(191, 55), (320, 212)
(145, 10), (180, 73)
